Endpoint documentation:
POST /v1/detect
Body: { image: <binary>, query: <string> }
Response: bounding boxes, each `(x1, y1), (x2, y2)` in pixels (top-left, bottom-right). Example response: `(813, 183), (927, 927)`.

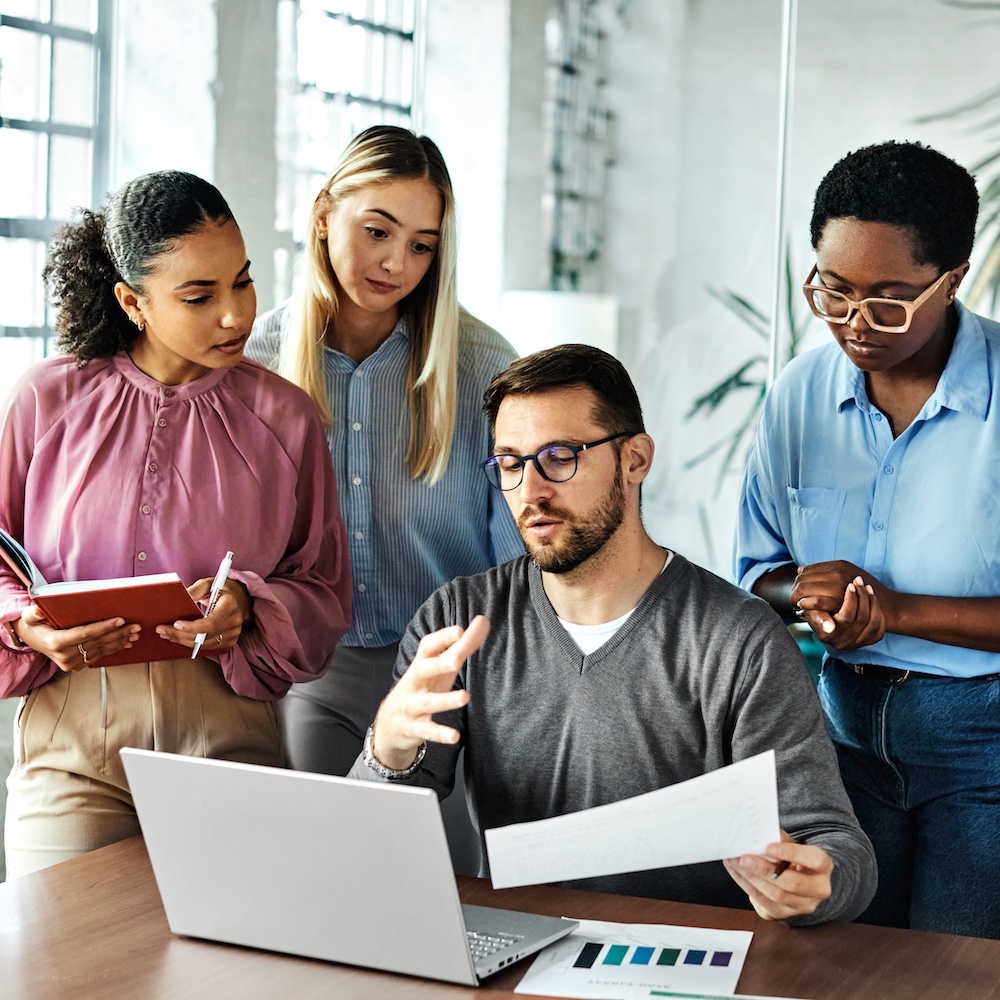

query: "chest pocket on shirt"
(787, 486), (847, 565)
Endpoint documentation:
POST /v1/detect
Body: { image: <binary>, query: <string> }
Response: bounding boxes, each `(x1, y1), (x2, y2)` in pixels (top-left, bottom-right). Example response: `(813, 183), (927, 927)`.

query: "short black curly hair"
(43, 170), (235, 363)
(810, 141), (979, 271)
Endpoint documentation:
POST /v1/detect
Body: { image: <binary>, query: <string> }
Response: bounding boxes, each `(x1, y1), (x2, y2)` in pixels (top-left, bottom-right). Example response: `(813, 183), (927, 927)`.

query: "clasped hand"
(792, 560), (890, 650)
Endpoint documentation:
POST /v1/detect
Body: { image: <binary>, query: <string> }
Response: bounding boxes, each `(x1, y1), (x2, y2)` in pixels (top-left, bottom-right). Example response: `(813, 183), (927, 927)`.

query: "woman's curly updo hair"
(43, 170), (235, 363)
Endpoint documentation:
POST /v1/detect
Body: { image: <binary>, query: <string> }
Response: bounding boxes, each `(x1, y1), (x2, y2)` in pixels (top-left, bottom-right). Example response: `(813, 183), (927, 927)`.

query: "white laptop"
(120, 748), (578, 986)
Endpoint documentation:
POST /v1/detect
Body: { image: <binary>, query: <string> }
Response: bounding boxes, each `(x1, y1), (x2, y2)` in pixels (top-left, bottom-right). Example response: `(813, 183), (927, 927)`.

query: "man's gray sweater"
(350, 553), (876, 924)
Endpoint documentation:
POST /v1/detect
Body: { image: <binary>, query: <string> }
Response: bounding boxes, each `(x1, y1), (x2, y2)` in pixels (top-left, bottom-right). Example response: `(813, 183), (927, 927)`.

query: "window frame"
(0, 1), (114, 343)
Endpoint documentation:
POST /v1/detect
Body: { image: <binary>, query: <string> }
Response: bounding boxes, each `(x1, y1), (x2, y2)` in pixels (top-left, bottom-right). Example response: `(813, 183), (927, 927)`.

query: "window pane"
(384, 0), (411, 32)
(368, 27), (384, 101)
(0, 238), (47, 327)
(0, 339), (49, 407)
(281, 0), (416, 250)
(51, 0), (96, 31)
(2, 1), (51, 20)
(0, 129), (48, 218)
(384, 32), (411, 106)
(0, 26), (51, 121)
(298, 13), (327, 87)
(51, 37), (95, 126)
(304, 18), (369, 96)
(48, 133), (92, 220)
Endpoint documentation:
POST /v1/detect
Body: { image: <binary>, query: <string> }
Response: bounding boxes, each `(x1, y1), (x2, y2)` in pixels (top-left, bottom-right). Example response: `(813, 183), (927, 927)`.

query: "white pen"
(191, 551), (234, 659)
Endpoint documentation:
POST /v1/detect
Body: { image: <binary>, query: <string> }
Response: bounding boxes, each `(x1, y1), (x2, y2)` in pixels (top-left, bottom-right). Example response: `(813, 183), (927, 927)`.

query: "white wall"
(422, 0), (513, 329)
(502, 0), (552, 296)
(602, 0), (1000, 577)
(112, 1), (215, 187)
(603, 1), (686, 366)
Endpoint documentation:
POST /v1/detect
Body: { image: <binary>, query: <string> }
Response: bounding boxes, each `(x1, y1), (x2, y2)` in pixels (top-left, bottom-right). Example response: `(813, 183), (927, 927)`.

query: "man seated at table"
(349, 345), (876, 925)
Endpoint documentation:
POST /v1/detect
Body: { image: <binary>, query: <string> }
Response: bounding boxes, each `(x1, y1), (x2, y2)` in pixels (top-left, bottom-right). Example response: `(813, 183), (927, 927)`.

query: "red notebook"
(0, 527), (204, 666)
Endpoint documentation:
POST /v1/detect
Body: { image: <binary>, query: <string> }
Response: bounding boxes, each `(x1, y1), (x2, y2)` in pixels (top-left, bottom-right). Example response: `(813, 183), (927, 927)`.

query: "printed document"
(486, 750), (779, 889)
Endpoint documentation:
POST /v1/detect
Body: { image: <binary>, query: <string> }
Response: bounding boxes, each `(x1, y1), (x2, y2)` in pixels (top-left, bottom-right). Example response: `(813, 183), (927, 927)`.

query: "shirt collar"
(935, 301), (990, 419)
(324, 314), (409, 371)
(114, 350), (230, 399)
(834, 300), (990, 421)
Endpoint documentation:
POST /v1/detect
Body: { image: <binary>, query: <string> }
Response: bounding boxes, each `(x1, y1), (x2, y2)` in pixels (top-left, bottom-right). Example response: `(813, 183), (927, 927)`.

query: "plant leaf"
(685, 357), (766, 419)
(705, 286), (769, 339)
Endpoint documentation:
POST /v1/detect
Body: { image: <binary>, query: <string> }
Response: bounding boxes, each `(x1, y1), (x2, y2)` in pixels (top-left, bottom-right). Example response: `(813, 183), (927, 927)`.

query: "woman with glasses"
(735, 140), (1000, 938)
(247, 126), (520, 779)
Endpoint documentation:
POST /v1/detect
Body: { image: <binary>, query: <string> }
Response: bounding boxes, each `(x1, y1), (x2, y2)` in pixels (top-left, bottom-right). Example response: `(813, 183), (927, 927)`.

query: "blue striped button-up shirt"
(248, 303), (522, 647)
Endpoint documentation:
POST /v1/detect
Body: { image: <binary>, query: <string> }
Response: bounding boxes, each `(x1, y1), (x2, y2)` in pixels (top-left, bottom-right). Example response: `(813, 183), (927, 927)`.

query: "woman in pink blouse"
(0, 170), (351, 877)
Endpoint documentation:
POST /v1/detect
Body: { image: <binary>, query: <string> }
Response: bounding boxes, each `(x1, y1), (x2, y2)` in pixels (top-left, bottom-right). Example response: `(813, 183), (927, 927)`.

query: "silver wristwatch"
(361, 724), (426, 779)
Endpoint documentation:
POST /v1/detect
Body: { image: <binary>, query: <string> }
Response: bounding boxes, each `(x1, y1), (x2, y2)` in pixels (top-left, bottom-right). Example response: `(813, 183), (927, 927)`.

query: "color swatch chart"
(574, 941), (734, 970)
(515, 918), (753, 999)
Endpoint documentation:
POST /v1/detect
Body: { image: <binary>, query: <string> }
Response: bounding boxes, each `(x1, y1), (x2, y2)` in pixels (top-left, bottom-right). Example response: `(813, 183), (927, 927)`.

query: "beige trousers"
(4, 658), (283, 878)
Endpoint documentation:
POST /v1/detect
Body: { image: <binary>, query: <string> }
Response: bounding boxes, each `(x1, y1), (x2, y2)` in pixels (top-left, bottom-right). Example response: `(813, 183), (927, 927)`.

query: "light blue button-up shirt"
(735, 301), (1000, 677)
(249, 303), (522, 647)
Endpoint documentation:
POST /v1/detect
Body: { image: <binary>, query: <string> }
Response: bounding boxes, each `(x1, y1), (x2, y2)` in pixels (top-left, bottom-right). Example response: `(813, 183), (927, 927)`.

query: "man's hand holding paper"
(485, 750), (836, 922)
(724, 830), (834, 921)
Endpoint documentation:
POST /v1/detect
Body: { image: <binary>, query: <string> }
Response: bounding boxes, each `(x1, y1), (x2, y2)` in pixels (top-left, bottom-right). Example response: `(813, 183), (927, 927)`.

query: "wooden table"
(0, 836), (997, 999)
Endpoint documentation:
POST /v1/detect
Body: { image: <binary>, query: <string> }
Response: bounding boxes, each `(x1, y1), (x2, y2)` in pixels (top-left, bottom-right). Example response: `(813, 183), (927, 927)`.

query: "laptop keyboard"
(466, 929), (524, 961)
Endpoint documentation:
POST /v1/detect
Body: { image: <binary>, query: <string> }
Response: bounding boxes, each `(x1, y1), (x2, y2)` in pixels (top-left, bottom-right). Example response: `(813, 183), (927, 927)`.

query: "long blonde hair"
(280, 125), (459, 484)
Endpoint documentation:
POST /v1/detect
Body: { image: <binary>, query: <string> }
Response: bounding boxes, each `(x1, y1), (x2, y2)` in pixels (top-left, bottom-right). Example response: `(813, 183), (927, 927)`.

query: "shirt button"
(148, 463), (158, 473)
(137, 551), (148, 561)
(354, 531), (363, 540)
(157, 418), (167, 428)
(352, 476), (362, 486)
(884, 466), (893, 475)
(364, 632), (374, 640)
(352, 422), (362, 431)
(164, 389), (175, 397)
(141, 504), (151, 515)
(874, 522), (885, 531)
(357, 583), (367, 592)
(874, 413), (883, 421)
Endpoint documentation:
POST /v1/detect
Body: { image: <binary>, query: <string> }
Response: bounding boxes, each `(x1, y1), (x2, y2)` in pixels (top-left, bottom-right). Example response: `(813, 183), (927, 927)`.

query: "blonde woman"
(248, 126), (520, 777)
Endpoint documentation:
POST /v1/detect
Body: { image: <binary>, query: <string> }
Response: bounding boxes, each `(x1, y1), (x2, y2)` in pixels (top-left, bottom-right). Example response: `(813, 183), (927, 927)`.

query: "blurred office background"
(2, 0), (999, 878)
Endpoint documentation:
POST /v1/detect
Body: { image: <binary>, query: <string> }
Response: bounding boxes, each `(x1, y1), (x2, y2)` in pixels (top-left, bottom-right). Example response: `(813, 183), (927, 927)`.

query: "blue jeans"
(819, 661), (1000, 938)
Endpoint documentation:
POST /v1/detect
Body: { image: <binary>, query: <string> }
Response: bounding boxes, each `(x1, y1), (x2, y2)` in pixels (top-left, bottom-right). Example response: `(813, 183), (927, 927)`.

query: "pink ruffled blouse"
(0, 352), (351, 700)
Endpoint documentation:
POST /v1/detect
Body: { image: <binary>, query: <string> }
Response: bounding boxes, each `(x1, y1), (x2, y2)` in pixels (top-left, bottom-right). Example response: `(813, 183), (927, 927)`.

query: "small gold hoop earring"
(133, 316), (145, 333)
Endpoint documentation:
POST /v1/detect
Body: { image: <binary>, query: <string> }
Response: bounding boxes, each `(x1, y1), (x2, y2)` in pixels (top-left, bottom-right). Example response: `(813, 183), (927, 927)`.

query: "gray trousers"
(276, 643), (482, 876)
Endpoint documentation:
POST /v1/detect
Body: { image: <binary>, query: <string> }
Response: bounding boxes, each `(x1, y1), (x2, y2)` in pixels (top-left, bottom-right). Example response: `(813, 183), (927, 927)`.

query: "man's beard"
(517, 465), (626, 574)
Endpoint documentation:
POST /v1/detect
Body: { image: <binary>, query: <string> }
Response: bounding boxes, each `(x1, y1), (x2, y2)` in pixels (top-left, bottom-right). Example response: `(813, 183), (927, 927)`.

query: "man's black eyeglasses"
(481, 432), (635, 491)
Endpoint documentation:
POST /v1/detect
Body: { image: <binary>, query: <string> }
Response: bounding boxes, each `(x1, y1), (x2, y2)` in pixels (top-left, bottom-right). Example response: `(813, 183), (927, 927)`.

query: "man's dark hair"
(483, 344), (644, 436)
(810, 140), (979, 271)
